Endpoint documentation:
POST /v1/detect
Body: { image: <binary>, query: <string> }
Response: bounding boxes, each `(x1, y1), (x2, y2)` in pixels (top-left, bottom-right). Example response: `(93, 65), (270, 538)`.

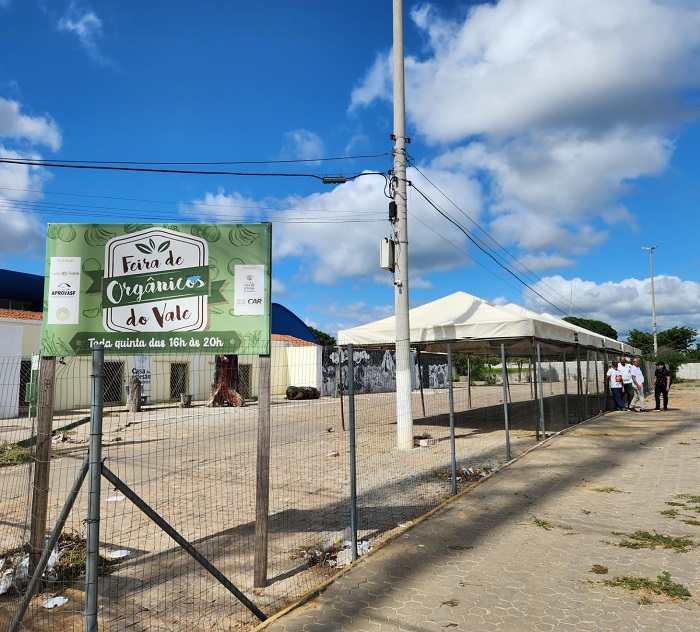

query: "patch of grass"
(0, 441), (32, 467)
(441, 599), (459, 607)
(618, 531), (695, 553)
(532, 516), (553, 530)
(638, 596), (652, 605)
(591, 486), (625, 493)
(605, 571), (691, 601)
(666, 501), (685, 507)
(590, 564), (608, 575)
(660, 509), (679, 517)
(675, 494), (700, 504)
(682, 519), (700, 526)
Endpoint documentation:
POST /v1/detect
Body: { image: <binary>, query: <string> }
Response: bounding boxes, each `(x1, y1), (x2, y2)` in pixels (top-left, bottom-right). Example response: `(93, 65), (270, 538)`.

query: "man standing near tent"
(605, 361), (626, 411)
(652, 361), (671, 411)
(618, 355), (635, 410)
(629, 357), (647, 412)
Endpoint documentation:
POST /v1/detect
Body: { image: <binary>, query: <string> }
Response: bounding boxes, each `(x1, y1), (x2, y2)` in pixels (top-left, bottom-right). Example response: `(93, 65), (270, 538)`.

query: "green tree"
(309, 327), (336, 346)
(627, 329), (654, 354)
(657, 326), (697, 352)
(563, 316), (617, 340)
(627, 327), (698, 356)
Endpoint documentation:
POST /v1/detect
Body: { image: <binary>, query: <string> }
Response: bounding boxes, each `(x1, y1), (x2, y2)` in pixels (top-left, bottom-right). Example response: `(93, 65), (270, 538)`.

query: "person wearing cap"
(629, 357), (647, 412)
(605, 361), (626, 411)
(652, 361), (671, 411)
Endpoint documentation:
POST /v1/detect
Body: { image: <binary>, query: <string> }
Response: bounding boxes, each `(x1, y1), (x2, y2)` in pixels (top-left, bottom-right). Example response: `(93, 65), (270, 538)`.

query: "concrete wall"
(678, 363), (700, 380)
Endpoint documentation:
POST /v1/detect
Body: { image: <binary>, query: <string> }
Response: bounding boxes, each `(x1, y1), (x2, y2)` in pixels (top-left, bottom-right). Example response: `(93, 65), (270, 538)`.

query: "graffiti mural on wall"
(321, 347), (397, 396)
(321, 348), (449, 396)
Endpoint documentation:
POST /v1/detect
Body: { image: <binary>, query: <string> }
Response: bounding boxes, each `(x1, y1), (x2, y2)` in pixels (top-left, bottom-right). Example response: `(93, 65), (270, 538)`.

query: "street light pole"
(642, 246), (658, 355)
(393, 0), (413, 449)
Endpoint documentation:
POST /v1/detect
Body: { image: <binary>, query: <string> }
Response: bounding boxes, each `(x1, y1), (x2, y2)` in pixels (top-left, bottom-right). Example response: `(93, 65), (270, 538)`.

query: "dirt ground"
(1, 380), (590, 630)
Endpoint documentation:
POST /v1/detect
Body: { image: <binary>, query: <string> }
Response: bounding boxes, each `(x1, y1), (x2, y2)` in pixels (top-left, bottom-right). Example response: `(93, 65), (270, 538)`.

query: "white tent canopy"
(338, 291), (638, 356)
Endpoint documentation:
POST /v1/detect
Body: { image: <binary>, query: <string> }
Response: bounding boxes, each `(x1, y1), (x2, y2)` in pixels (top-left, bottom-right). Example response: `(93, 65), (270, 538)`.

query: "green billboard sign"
(42, 223), (272, 356)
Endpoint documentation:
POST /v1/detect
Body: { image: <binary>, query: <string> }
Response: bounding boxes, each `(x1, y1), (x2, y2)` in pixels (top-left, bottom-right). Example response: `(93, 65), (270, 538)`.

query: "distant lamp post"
(642, 246), (658, 355)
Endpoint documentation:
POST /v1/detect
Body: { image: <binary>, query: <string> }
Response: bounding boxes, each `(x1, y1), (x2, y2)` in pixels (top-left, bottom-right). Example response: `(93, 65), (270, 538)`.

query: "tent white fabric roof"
(338, 291), (638, 356)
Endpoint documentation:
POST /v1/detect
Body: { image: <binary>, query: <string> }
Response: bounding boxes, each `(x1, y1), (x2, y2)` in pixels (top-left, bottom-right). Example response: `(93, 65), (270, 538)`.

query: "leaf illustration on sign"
(158, 240), (170, 252)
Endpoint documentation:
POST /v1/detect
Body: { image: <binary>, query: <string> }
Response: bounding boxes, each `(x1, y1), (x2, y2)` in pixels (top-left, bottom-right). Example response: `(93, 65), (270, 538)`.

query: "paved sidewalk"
(258, 384), (700, 631)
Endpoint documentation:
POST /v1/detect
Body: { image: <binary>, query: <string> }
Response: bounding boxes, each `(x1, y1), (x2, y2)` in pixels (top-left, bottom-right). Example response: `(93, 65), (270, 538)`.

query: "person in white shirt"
(629, 357), (647, 412)
(605, 361), (626, 411)
(618, 356), (635, 409)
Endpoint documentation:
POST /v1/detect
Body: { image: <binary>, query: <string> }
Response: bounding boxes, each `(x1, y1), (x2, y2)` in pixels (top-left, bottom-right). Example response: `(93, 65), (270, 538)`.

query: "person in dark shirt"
(652, 361), (671, 411)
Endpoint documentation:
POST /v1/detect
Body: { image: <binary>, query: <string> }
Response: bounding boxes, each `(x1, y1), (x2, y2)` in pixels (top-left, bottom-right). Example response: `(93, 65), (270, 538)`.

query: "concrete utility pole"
(393, 0), (413, 449)
(642, 245), (658, 355)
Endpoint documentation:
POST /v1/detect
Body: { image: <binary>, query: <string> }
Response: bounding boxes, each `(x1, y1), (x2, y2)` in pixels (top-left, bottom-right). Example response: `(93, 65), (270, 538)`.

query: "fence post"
(85, 344), (104, 632)
(417, 350), (426, 418)
(500, 344), (511, 462)
(254, 354), (272, 588)
(347, 345), (358, 561)
(28, 356), (56, 582)
(337, 346), (345, 431)
(466, 355), (472, 409)
(562, 351), (569, 425)
(536, 343), (545, 440)
(448, 344), (457, 495)
(575, 346), (583, 423)
(594, 353), (601, 413)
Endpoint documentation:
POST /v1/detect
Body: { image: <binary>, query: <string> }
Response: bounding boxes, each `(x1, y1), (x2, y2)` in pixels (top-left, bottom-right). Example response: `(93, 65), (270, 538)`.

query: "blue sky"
(1, 0), (699, 342)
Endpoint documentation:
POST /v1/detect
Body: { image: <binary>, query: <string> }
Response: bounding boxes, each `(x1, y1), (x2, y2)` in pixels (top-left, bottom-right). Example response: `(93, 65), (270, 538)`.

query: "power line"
(0, 152), (392, 166)
(409, 182), (571, 317)
(0, 156), (388, 183)
(407, 160), (601, 321)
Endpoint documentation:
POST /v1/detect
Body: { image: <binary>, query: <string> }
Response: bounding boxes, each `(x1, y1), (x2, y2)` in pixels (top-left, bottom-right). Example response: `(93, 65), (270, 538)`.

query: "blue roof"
(0, 269), (44, 309)
(272, 303), (319, 344)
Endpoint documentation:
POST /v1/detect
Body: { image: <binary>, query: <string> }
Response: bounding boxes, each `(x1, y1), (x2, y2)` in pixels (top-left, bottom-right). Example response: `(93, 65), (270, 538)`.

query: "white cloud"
(352, 0), (700, 265)
(283, 129), (324, 160)
(349, 51), (392, 112)
(0, 98), (62, 151)
(404, 0), (700, 143)
(185, 188), (266, 222)
(0, 145), (53, 259)
(58, 2), (107, 64)
(525, 274), (700, 339)
(272, 166), (482, 285)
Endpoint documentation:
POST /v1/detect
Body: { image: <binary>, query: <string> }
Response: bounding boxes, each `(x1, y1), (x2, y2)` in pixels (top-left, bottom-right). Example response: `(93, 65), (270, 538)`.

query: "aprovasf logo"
(51, 282), (77, 297)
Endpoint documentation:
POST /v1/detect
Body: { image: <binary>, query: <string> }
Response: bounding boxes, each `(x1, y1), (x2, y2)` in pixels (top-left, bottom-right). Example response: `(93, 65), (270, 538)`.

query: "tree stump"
(127, 376), (142, 412)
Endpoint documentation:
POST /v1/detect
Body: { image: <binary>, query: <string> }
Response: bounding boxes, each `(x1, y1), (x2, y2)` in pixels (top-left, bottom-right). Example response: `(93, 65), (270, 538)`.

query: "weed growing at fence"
(660, 509), (679, 517)
(53, 532), (119, 580)
(604, 571), (691, 601)
(591, 486), (625, 493)
(618, 531), (695, 553)
(532, 516), (553, 530)
(0, 441), (32, 467)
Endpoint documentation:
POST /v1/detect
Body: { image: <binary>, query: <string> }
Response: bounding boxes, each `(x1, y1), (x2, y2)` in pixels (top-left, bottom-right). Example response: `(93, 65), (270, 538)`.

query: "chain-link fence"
(0, 344), (654, 630)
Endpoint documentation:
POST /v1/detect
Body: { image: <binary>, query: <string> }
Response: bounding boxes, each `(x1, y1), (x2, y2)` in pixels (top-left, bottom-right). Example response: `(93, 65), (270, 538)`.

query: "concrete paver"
(258, 383), (700, 631)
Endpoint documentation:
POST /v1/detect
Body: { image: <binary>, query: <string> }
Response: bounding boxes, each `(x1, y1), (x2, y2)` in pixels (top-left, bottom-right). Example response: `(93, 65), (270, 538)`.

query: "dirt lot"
(2, 380), (587, 630)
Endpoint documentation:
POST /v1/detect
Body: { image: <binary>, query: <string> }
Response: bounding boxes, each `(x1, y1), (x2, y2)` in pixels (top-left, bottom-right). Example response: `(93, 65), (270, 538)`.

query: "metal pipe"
(101, 464), (267, 621)
(536, 344), (545, 440)
(562, 351), (569, 425)
(448, 344), (457, 495)
(347, 344), (358, 561)
(501, 344), (511, 462)
(85, 344), (104, 632)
